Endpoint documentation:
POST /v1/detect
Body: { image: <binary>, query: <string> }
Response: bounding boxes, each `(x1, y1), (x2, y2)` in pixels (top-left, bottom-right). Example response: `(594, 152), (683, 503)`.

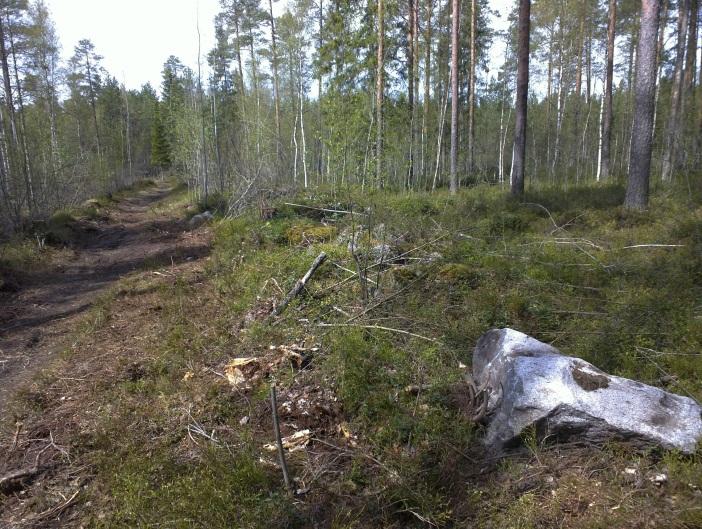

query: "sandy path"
(0, 184), (210, 415)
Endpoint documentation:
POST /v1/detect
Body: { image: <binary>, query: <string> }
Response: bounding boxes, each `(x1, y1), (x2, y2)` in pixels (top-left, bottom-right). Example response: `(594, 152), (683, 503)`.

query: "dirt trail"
(0, 183), (210, 415)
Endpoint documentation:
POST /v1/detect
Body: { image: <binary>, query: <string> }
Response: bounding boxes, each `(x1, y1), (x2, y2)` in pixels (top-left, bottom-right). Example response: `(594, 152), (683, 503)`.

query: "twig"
(317, 323), (441, 344)
(315, 235), (447, 297)
(10, 421), (22, 453)
(30, 489), (80, 522)
(283, 202), (368, 216)
(268, 252), (327, 320)
(522, 202), (560, 232)
(635, 347), (700, 403)
(330, 261), (377, 285)
(270, 384), (292, 492)
(620, 244), (685, 250)
(346, 268), (432, 323)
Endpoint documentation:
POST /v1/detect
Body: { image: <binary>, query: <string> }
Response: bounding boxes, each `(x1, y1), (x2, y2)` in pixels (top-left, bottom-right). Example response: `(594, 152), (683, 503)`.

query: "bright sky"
(44, 0), (221, 91)
(44, 0), (512, 93)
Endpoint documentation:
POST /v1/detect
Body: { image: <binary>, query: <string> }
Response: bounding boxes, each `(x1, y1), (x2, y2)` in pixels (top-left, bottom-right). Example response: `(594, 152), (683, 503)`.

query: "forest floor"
(0, 182), (701, 528)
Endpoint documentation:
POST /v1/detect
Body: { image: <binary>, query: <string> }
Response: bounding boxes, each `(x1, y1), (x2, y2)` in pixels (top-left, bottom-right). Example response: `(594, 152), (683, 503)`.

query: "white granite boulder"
(473, 328), (702, 453)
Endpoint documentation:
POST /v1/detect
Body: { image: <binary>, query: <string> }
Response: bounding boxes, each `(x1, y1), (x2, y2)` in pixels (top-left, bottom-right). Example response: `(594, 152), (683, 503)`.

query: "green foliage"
(150, 102), (172, 169)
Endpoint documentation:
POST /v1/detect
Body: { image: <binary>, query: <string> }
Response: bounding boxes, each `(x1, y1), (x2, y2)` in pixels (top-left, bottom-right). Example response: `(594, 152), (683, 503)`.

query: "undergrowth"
(3, 182), (701, 528)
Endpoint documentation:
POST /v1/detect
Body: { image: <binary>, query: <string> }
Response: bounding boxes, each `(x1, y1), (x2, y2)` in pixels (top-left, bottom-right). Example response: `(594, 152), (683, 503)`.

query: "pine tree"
(151, 102), (171, 170)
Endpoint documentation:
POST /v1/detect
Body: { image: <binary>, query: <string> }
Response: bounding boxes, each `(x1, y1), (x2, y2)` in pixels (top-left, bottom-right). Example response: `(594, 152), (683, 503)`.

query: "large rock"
(473, 329), (702, 453)
(188, 211), (214, 230)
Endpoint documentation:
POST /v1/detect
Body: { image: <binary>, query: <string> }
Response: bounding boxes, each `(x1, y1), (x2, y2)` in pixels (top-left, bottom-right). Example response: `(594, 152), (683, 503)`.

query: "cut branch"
(317, 323), (441, 344)
(270, 384), (292, 492)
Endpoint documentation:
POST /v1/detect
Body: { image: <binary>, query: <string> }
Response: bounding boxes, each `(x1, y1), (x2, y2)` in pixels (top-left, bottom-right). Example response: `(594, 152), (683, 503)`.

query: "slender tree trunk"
(83, 54), (102, 160)
(433, 84), (449, 190)
(682, 0), (698, 170)
(551, 20), (565, 180)
(317, 0), (324, 180)
(684, 0), (698, 94)
(268, 0), (282, 166)
(511, 0), (531, 197)
(598, 0), (616, 182)
(573, 9), (585, 179)
(299, 55), (309, 189)
(652, 0), (668, 138)
(3, 14), (35, 213)
(211, 89), (224, 191)
(412, 0), (419, 187)
(234, 19), (246, 98)
(546, 26), (553, 175)
(0, 13), (24, 209)
(408, 0), (415, 187)
(596, 78), (605, 182)
(122, 84), (133, 182)
(197, 18), (209, 207)
(376, 0), (385, 187)
(467, 0), (477, 176)
(586, 27), (592, 103)
(661, 0), (690, 182)
(625, 20), (639, 176)
(422, 0), (433, 184)
(248, 27), (263, 160)
(498, 48), (511, 186)
(449, 0), (459, 194)
(233, 17), (250, 162)
(625, 0), (660, 209)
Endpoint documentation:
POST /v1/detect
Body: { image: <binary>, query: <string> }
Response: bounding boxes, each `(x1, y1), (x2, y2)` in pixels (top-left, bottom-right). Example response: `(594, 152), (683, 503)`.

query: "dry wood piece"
(0, 466), (40, 494)
(268, 252), (327, 319)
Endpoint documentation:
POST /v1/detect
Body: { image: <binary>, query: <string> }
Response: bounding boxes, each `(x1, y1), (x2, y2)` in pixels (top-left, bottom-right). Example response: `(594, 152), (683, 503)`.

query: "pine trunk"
(625, 0), (660, 209)
(598, 0), (616, 182)
(467, 0), (477, 176)
(449, 0), (459, 194)
(661, 0), (690, 182)
(408, 0), (415, 187)
(511, 0), (531, 197)
(376, 0), (385, 187)
(268, 0), (282, 165)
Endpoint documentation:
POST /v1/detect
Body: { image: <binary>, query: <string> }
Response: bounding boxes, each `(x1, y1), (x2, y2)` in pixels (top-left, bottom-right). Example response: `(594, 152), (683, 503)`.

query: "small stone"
(650, 473), (668, 486)
(188, 211), (214, 230)
(239, 416), (250, 425)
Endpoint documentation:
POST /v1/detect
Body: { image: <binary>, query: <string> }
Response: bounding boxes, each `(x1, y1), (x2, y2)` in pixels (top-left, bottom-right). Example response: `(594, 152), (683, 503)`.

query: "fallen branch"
(0, 439), (56, 494)
(0, 467), (40, 494)
(317, 323), (442, 344)
(268, 252), (327, 320)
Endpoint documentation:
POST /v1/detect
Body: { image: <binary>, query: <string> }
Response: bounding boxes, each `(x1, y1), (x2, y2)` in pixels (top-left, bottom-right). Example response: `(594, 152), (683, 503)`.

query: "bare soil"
(0, 183), (210, 416)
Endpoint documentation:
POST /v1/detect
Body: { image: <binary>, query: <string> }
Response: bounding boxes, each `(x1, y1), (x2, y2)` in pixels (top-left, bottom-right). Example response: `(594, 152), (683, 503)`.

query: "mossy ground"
(1, 182), (701, 528)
